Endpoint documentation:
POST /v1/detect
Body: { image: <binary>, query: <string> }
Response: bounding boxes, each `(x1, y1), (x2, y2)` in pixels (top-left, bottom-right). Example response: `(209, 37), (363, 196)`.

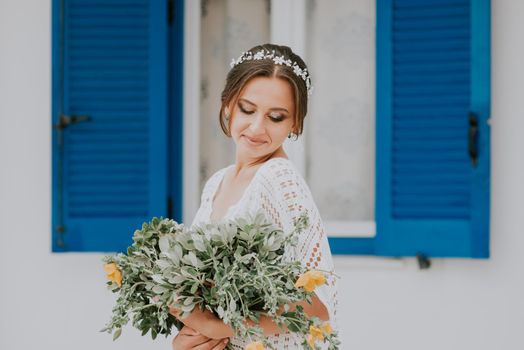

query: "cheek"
(269, 124), (292, 142)
(230, 116), (248, 137)
(275, 127), (290, 140)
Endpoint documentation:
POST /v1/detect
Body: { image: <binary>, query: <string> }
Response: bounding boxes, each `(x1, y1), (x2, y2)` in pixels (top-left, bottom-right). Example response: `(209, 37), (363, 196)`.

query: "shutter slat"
(393, 153), (467, 162)
(393, 16), (468, 31)
(394, 39), (468, 53)
(392, 186), (469, 195)
(392, 208), (469, 218)
(394, 5), (468, 19)
(394, 73), (469, 85)
(395, 85), (468, 96)
(69, 18), (148, 27)
(393, 162), (468, 173)
(394, 107), (468, 117)
(394, 50), (469, 63)
(393, 0), (468, 7)
(394, 128), (466, 139)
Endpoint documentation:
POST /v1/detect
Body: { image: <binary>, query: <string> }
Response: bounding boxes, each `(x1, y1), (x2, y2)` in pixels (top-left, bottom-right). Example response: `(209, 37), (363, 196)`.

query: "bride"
(170, 43), (338, 350)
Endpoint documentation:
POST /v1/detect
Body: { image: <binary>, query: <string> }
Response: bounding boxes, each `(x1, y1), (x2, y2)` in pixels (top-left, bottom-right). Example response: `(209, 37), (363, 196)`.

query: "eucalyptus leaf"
(190, 281), (199, 294)
(152, 285), (168, 294)
(193, 236), (206, 252)
(112, 328), (122, 341)
(159, 235), (170, 253)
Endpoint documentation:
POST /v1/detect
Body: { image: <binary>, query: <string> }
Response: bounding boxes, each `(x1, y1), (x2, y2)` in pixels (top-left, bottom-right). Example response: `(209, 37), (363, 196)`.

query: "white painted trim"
(333, 255), (407, 270)
(270, 0), (307, 176)
(324, 220), (376, 238)
(183, 0), (201, 225)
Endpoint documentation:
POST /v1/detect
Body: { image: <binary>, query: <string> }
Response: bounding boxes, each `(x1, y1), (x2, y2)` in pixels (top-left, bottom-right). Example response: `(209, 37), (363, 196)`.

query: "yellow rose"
(103, 263), (122, 287)
(307, 334), (316, 348)
(245, 341), (264, 350)
(309, 325), (324, 341)
(294, 270), (326, 292)
(320, 322), (333, 335)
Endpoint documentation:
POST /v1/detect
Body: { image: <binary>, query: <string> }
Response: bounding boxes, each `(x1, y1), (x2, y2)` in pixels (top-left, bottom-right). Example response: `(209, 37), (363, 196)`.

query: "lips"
(243, 135), (266, 145)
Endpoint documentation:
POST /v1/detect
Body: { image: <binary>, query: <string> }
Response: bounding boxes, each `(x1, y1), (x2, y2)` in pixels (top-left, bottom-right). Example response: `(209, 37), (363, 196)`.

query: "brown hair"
(219, 43), (311, 138)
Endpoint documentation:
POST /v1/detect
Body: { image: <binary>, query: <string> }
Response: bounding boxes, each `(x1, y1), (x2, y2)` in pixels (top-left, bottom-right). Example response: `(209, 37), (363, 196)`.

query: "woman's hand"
(171, 325), (229, 350)
(169, 305), (235, 340)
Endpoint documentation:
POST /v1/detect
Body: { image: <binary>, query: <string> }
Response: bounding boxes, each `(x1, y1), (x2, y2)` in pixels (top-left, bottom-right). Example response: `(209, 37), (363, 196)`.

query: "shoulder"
(259, 157), (302, 183)
(258, 157), (315, 211)
(259, 157), (309, 193)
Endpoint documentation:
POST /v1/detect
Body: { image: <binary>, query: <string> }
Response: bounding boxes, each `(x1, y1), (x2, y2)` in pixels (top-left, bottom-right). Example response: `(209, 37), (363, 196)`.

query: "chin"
(239, 147), (264, 156)
(237, 144), (274, 157)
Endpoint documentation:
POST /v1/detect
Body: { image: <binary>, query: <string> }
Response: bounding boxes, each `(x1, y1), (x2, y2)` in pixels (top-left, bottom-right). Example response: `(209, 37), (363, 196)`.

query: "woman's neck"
(233, 148), (288, 176)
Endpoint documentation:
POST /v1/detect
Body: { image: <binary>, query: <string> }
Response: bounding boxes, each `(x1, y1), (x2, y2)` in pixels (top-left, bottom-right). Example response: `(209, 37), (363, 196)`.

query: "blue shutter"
(375, 0), (490, 257)
(52, 0), (169, 252)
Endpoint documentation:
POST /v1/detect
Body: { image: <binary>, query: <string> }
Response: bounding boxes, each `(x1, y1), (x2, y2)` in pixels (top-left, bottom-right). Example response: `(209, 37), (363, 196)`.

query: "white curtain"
(305, 0), (376, 221)
(200, 0), (271, 191)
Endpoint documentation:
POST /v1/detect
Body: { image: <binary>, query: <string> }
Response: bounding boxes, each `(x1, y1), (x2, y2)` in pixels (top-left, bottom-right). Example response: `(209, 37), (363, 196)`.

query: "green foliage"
(101, 217), (185, 340)
(102, 209), (340, 349)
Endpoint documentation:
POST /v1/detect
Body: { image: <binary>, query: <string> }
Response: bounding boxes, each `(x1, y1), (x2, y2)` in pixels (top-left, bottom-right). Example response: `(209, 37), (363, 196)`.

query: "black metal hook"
(416, 253), (431, 270)
(468, 112), (479, 167)
(53, 114), (91, 130)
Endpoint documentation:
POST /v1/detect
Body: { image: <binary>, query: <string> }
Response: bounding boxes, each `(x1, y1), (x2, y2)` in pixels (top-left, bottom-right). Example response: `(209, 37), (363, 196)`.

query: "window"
(52, 0), (490, 258)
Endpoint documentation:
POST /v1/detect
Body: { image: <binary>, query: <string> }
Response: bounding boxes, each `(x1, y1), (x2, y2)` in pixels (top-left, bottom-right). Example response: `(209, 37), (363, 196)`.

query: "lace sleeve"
(258, 159), (339, 329)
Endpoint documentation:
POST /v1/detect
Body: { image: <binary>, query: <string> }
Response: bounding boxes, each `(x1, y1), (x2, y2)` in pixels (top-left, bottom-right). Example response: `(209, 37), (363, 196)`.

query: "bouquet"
(102, 209), (340, 349)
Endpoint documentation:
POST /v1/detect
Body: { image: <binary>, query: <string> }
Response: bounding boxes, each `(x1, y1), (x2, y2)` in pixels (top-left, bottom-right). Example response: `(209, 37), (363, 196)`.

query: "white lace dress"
(190, 157), (339, 349)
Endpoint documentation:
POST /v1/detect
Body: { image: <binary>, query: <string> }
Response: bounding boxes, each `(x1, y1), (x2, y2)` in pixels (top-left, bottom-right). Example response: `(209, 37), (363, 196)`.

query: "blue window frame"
(330, 0), (491, 258)
(51, 0), (184, 252)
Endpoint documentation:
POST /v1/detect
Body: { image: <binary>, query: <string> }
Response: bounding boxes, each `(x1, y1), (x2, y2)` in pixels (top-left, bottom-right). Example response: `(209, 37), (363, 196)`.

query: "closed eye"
(269, 114), (284, 122)
(239, 103), (285, 122)
(239, 105), (254, 115)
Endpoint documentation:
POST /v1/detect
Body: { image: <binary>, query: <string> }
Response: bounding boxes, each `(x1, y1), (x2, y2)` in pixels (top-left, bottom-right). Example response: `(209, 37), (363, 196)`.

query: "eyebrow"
(239, 98), (289, 113)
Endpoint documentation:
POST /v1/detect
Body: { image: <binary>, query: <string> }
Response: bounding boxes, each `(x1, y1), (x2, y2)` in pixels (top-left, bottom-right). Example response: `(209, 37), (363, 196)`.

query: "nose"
(247, 112), (266, 135)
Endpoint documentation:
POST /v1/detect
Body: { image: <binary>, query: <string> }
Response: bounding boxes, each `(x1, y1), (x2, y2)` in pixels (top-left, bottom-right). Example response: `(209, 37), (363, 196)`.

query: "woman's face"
(228, 76), (296, 159)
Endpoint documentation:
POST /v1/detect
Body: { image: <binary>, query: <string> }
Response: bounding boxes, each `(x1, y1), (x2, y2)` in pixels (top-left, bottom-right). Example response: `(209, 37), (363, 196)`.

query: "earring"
(224, 108), (230, 122)
(287, 132), (298, 141)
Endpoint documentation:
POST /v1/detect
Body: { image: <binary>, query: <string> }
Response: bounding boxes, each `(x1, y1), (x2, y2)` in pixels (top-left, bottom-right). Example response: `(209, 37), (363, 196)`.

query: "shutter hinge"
(168, 0), (175, 25)
(167, 195), (173, 219)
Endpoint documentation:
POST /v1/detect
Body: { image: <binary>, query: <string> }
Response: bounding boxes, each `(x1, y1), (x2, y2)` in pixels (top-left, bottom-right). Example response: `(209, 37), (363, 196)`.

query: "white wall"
(1, 1), (523, 349)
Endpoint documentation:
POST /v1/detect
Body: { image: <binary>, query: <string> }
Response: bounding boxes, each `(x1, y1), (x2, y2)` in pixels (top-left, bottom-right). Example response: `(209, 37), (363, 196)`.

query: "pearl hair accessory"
(230, 49), (313, 97)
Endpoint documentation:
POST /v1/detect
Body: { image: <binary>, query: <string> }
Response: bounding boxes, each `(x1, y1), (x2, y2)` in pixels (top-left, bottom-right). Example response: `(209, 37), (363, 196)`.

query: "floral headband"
(229, 49), (313, 97)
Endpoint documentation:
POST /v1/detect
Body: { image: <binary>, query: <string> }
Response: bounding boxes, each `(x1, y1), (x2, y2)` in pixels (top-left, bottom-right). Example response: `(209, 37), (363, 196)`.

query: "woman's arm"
(252, 294), (329, 336)
(169, 293), (329, 339)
